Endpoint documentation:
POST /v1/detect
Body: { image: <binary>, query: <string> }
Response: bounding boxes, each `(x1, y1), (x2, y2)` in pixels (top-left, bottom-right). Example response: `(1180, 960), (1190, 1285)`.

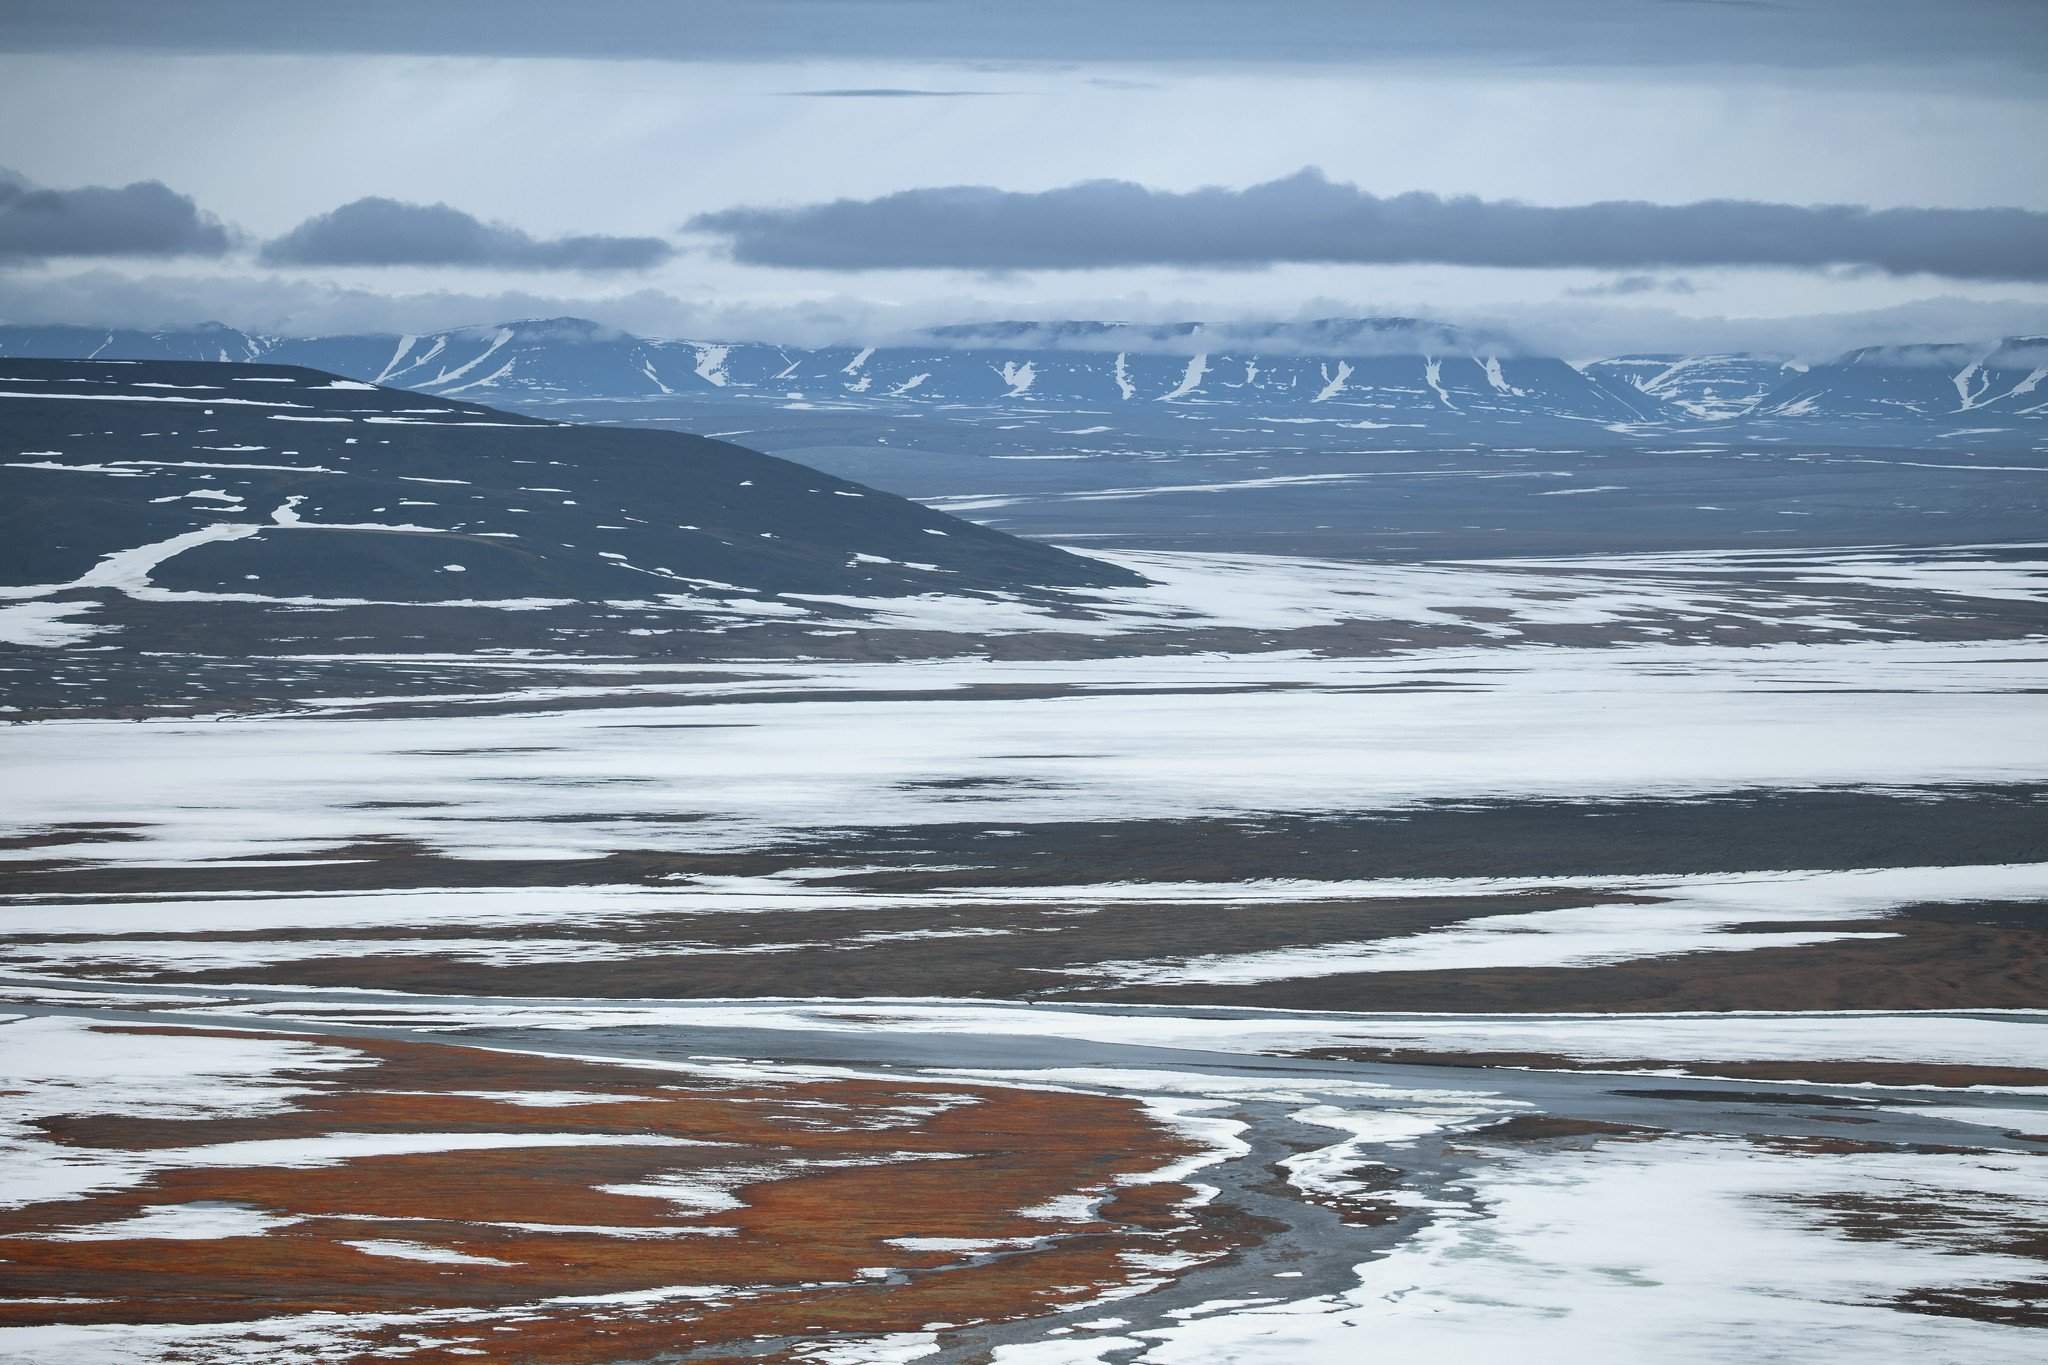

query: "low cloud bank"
(262, 197), (673, 271)
(0, 169), (233, 262)
(690, 168), (2048, 282)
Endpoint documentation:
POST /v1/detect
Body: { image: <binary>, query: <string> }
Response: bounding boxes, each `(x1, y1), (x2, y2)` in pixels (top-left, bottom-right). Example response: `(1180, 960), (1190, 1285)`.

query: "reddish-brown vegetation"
(0, 1025), (1235, 1362)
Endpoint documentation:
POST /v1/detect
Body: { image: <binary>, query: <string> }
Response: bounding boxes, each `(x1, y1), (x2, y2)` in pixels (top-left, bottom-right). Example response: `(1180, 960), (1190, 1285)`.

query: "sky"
(1, 0), (2045, 358)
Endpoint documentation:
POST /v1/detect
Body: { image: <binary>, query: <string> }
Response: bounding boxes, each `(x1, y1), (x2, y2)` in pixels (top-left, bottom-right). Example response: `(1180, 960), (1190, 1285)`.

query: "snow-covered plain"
(5, 539), (2046, 1362)
(1051, 862), (2048, 985)
(14, 991), (2021, 1363)
(766, 541), (2047, 637)
(3, 634), (2045, 866)
(6, 861), (2044, 987)
(994, 1136), (2048, 1364)
(186, 997), (2048, 1078)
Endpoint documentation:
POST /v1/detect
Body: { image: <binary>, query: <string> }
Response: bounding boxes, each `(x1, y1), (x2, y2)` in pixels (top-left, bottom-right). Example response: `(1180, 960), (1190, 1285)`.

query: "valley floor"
(2, 542), (2045, 1362)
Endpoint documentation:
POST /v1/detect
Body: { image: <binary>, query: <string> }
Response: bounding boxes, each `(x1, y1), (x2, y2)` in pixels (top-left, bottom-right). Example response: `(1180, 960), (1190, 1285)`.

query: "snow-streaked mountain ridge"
(3, 318), (2046, 430)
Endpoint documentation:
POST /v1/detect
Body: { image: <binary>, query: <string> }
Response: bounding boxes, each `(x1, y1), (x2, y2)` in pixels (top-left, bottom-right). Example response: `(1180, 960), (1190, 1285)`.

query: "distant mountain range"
(1, 318), (2044, 430)
(1751, 337), (2048, 423)
(0, 317), (1653, 425)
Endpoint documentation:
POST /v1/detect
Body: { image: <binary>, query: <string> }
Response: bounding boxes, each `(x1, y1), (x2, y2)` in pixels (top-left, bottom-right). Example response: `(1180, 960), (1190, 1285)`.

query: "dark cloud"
(4, 1), (2042, 87)
(260, 197), (673, 271)
(1568, 275), (1699, 298)
(0, 169), (232, 262)
(688, 169), (2048, 281)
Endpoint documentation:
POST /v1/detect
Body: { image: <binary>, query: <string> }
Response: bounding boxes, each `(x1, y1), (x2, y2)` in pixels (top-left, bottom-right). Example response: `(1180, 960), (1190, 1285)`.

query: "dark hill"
(0, 357), (1136, 604)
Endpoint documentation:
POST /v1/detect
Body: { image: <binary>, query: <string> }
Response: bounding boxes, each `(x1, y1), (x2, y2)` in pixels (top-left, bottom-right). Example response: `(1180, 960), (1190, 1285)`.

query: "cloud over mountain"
(262, 197), (674, 271)
(690, 168), (2048, 281)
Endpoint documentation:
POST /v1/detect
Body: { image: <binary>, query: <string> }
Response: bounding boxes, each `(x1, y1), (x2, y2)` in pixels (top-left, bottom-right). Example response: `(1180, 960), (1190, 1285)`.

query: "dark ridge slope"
(0, 358), (1138, 601)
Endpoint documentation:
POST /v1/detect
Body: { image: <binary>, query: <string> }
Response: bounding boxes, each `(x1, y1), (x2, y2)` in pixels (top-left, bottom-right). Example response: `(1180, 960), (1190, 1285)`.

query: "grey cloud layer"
(0, 170), (232, 262)
(689, 170), (2048, 282)
(6, 0), (2043, 86)
(261, 197), (673, 271)
(0, 175), (674, 273)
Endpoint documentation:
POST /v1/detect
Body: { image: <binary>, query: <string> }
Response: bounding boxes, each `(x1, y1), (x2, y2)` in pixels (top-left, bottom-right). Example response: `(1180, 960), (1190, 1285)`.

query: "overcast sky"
(1, 0), (2044, 357)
